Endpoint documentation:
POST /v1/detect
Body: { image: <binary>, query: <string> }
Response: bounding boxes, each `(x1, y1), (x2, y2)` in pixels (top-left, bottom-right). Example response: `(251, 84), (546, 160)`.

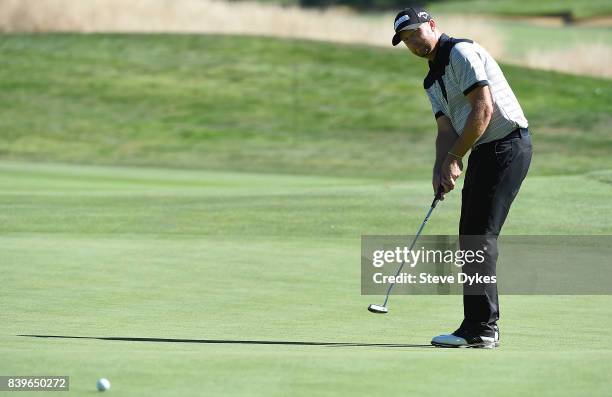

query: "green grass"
(492, 20), (612, 57)
(0, 34), (611, 180)
(250, 0), (612, 18)
(428, 0), (612, 19)
(1, 33), (611, 396)
(1, 162), (611, 396)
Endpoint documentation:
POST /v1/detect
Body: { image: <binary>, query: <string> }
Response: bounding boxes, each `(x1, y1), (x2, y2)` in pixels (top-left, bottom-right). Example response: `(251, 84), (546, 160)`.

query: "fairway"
(1, 162), (611, 396)
(1, 34), (611, 179)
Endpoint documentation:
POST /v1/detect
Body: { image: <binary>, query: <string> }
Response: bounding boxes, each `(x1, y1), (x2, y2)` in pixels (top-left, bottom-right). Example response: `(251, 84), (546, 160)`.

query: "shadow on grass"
(18, 334), (432, 348)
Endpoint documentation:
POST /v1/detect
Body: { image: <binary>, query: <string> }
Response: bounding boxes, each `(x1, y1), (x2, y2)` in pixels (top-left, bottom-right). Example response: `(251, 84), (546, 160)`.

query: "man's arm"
(433, 115), (458, 198)
(439, 85), (493, 193)
(447, 85), (493, 159)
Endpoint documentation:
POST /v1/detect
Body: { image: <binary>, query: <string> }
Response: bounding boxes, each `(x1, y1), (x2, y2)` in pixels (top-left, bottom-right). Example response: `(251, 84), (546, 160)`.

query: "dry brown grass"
(520, 43), (612, 78)
(0, 0), (609, 78)
(0, 0), (385, 40)
(0, 0), (504, 56)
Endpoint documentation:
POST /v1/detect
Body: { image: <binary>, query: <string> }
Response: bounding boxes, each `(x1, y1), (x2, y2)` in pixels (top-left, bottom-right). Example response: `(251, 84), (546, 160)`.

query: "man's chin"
(414, 48), (431, 58)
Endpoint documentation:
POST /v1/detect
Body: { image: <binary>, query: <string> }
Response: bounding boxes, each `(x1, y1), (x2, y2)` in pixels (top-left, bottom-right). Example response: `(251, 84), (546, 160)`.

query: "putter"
(368, 186), (444, 314)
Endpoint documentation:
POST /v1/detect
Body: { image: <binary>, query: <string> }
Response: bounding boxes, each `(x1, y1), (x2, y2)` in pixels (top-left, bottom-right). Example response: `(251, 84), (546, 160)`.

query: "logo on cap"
(394, 15), (411, 30)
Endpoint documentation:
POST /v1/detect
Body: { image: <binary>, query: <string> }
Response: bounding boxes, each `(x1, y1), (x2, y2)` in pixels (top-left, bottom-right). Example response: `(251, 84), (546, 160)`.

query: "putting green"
(1, 161), (611, 396)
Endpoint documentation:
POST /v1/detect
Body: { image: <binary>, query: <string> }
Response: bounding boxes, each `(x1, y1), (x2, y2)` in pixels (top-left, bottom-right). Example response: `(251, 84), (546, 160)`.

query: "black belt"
(474, 127), (529, 150)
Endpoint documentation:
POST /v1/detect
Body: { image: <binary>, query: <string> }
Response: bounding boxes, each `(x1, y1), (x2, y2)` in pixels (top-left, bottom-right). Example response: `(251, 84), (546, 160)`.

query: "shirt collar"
(428, 33), (451, 72)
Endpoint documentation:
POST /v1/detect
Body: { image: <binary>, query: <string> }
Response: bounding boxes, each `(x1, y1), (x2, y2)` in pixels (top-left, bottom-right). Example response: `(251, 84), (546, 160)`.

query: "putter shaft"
(381, 188), (443, 308)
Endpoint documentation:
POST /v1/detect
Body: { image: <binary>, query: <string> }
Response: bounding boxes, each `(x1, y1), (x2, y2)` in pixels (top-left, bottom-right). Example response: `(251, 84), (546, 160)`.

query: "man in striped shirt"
(392, 7), (533, 348)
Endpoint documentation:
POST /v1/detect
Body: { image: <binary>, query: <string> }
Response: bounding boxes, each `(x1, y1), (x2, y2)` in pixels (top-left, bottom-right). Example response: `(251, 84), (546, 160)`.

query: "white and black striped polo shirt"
(424, 34), (528, 145)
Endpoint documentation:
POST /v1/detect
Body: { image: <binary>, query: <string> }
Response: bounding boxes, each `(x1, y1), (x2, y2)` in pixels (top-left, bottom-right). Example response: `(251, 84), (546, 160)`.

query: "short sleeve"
(450, 43), (489, 96)
(426, 89), (446, 120)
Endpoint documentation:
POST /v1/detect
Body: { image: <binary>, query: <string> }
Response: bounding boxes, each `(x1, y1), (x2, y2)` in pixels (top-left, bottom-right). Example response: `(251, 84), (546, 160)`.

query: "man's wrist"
(433, 159), (443, 172)
(447, 151), (463, 161)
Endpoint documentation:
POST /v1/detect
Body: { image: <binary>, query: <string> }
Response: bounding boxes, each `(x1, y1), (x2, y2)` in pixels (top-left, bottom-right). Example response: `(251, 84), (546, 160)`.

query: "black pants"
(458, 128), (532, 336)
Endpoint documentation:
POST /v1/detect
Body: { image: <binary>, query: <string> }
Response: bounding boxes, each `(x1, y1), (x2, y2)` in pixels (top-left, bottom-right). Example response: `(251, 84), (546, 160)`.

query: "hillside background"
(1, 0), (611, 78)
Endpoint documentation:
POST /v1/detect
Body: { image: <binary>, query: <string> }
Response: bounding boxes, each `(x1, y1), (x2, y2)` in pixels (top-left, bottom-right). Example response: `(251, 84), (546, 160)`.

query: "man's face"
(399, 20), (437, 58)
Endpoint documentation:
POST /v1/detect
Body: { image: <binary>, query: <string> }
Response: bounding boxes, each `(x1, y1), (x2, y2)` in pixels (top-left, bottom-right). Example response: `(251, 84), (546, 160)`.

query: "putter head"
(368, 304), (388, 314)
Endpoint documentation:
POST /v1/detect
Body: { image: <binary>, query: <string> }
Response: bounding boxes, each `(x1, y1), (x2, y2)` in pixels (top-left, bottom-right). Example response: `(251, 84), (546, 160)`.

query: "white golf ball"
(96, 378), (111, 392)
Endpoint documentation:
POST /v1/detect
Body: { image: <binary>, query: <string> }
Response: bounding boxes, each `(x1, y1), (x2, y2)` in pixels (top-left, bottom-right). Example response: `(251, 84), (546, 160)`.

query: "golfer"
(392, 7), (532, 348)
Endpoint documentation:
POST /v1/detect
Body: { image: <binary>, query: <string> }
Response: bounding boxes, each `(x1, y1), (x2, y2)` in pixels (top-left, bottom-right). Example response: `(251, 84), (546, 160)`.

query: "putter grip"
(431, 185), (444, 208)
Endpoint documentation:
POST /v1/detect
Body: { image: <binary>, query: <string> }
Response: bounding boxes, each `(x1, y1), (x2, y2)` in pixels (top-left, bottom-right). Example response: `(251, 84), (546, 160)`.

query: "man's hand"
(440, 155), (463, 193)
(433, 116), (460, 201)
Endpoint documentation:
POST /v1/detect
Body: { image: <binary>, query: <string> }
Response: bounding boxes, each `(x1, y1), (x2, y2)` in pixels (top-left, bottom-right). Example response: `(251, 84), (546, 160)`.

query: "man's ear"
(428, 19), (437, 31)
